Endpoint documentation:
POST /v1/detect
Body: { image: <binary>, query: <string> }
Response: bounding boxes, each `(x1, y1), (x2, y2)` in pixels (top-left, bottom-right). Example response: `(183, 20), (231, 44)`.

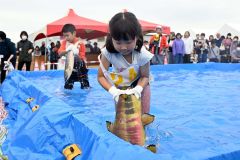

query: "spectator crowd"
(1, 26), (240, 83)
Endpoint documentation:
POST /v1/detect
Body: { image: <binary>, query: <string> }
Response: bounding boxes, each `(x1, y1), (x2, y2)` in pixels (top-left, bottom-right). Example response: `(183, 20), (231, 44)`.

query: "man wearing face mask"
(17, 31), (34, 71)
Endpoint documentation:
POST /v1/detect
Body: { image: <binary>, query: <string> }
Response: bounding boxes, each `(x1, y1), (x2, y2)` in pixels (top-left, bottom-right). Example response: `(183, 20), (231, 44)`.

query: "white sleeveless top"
(99, 47), (153, 87)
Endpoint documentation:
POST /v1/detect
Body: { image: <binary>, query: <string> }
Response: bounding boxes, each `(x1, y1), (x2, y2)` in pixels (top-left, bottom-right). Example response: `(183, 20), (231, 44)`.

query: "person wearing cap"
(149, 26), (168, 65)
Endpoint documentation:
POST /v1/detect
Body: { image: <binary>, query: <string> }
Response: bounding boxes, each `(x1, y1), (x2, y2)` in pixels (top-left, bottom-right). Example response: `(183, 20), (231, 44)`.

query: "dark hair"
(184, 31), (190, 36)
(200, 33), (205, 37)
(209, 35), (214, 38)
(20, 31), (28, 38)
(93, 42), (98, 45)
(105, 12), (143, 53)
(56, 41), (61, 48)
(176, 33), (182, 38)
(0, 31), (6, 40)
(143, 40), (148, 43)
(227, 33), (231, 36)
(50, 42), (55, 48)
(61, 24), (76, 34)
(233, 36), (239, 40)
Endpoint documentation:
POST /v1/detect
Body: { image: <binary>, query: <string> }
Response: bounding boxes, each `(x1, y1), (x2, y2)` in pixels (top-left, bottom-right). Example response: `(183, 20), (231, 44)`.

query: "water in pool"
(27, 68), (240, 159)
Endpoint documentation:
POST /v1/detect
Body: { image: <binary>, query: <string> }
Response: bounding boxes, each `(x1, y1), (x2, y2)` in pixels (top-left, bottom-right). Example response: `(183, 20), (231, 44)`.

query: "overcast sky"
(1, 0), (240, 43)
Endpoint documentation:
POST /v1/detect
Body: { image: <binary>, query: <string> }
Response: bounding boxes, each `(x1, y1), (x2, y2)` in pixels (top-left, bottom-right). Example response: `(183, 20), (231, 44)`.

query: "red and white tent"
(31, 9), (108, 41)
(139, 19), (171, 35)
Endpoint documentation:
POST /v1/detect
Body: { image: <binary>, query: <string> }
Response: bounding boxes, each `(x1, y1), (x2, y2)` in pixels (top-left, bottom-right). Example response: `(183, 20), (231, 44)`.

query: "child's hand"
(125, 85), (143, 99)
(72, 46), (79, 55)
(66, 44), (74, 52)
(66, 44), (79, 55)
(108, 86), (125, 102)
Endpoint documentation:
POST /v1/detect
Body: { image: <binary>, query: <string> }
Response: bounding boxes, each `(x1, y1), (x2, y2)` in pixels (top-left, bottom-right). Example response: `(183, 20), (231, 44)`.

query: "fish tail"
(142, 113), (155, 126)
(146, 144), (157, 153)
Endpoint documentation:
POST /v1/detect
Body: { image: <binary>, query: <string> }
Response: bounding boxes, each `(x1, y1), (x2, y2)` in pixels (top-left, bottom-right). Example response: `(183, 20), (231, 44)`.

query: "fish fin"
(142, 113), (155, 126)
(106, 121), (113, 133)
(146, 144), (157, 153)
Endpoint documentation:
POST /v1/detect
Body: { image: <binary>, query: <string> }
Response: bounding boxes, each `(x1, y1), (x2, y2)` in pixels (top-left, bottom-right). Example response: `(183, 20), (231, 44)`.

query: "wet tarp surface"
(1, 63), (240, 160)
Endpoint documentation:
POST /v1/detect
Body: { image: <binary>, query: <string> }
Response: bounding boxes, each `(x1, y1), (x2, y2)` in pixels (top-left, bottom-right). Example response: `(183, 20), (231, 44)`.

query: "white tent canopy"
(28, 27), (46, 42)
(217, 24), (240, 37)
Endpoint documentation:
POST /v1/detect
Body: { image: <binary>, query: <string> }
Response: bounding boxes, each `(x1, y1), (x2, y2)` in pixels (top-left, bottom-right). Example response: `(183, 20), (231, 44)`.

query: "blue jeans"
(168, 52), (174, 64)
(152, 54), (164, 65)
(197, 53), (208, 63)
(174, 54), (183, 64)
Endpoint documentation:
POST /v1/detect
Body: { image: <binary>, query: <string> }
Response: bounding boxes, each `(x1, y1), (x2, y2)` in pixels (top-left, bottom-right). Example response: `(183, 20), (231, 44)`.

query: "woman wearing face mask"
(16, 31), (34, 71)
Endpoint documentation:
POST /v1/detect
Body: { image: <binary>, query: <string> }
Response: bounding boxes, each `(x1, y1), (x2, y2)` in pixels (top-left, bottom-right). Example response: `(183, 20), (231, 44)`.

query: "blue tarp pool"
(1, 63), (240, 160)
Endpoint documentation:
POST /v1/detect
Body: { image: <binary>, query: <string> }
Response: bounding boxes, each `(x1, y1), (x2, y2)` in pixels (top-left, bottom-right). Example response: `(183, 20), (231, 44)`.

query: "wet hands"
(66, 44), (79, 55)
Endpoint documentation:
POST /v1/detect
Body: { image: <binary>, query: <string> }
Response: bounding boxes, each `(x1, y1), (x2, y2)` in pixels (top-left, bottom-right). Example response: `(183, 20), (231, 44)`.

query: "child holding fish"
(97, 11), (153, 114)
(58, 24), (90, 90)
(98, 12), (156, 151)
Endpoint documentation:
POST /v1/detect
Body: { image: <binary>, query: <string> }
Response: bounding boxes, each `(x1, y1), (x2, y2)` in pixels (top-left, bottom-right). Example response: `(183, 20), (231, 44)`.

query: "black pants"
(64, 58), (90, 89)
(18, 61), (31, 71)
(1, 69), (6, 84)
(209, 58), (219, 62)
(50, 61), (58, 70)
(1, 59), (16, 83)
(183, 54), (191, 63)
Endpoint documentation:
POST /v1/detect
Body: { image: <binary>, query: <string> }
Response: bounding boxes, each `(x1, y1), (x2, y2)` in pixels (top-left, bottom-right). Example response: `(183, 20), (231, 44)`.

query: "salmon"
(106, 94), (156, 152)
(64, 51), (74, 82)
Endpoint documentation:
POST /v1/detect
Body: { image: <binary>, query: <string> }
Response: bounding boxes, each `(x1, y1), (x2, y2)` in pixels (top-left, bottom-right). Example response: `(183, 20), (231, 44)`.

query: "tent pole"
(45, 37), (48, 70)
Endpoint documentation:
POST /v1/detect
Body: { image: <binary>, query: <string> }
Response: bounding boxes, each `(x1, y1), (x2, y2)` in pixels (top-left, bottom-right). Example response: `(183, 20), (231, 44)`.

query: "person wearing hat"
(149, 26), (168, 65)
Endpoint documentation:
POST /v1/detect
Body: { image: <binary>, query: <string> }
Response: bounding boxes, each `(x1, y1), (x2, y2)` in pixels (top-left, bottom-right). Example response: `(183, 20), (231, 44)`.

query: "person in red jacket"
(58, 23), (89, 89)
(149, 26), (168, 64)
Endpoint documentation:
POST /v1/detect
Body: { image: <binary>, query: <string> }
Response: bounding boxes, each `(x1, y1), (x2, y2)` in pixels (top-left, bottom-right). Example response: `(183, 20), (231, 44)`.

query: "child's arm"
(98, 55), (125, 102)
(97, 55), (112, 91)
(137, 62), (150, 87)
(58, 45), (68, 57)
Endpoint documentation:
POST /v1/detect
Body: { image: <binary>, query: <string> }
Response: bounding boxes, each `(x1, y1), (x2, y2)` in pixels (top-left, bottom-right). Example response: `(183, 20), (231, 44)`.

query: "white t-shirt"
(183, 37), (194, 55)
(101, 47), (153, 73)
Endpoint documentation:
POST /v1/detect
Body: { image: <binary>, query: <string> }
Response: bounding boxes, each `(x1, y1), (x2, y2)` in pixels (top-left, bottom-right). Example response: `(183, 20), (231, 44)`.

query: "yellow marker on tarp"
(26, 97), (34, 103)
(26, 97), (40, 112)
(63, 144), (81, 160)
(32, 105), (39, 112)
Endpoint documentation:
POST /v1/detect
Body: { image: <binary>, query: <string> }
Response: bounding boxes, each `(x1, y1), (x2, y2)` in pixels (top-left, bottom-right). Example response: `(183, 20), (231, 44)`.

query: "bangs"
(110, 19), (136, 41)
(106, 12), (143, 53)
